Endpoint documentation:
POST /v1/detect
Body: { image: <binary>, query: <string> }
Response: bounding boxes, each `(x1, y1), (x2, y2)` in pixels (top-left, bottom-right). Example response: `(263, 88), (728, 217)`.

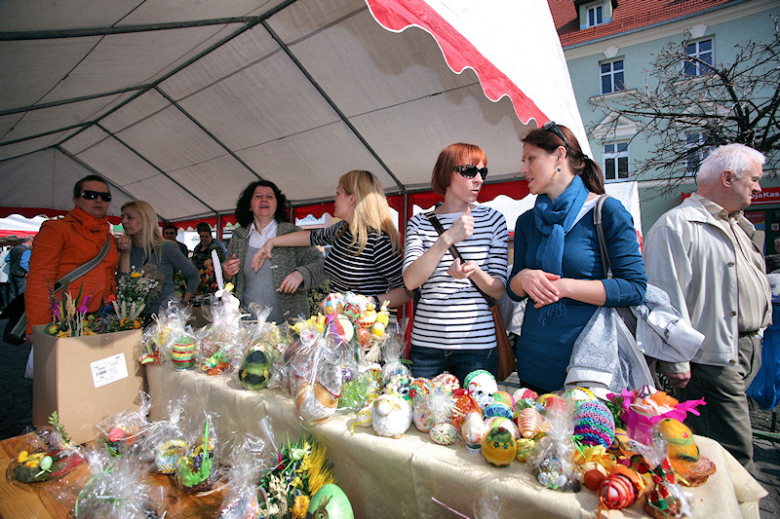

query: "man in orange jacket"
(24, 175), (120, 343)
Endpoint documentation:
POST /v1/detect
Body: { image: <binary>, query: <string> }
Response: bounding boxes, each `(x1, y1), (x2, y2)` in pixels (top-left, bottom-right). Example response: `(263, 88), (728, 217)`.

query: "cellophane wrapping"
(137, 302), (193, 365)
(5, 424), (85, 486)
(94, 391), (152, 458)
(530, 402), (581, 492)
(139, 397), (189, 475)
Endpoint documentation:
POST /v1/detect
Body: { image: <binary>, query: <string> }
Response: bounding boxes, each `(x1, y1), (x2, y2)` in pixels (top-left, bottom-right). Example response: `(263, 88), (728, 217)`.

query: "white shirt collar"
(248, 220), (278, 248)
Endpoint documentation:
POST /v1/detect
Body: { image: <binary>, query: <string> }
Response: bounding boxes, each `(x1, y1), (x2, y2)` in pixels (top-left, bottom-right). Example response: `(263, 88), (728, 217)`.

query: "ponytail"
(522, 124), (605, 195)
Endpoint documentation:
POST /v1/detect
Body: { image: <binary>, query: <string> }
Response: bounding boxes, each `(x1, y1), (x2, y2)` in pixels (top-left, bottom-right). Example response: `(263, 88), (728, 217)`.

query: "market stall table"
(146, 365), (767, 519)
(0, 433), (225, 518)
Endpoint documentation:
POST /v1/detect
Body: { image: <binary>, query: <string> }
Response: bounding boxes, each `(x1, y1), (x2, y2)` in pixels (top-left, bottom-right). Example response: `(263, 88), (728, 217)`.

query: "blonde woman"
(252, 170), (411, 308)
(116, 200), (199, 316)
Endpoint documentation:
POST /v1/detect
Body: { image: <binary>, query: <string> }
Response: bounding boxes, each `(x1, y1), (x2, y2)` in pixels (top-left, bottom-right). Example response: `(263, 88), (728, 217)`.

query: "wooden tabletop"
(0, 434), (225, 519)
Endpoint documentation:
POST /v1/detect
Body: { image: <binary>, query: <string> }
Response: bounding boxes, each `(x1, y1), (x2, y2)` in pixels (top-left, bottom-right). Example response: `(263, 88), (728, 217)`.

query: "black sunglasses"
(543, 120), (570, 150)
(455, 164), (488, 180)
(80, 190), (112, 202)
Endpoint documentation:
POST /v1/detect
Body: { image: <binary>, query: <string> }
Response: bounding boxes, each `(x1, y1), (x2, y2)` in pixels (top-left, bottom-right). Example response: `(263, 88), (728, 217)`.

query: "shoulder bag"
(4, 235), (113, 344)
(564, 196), (654, 394)
(425, 212), (517, 381)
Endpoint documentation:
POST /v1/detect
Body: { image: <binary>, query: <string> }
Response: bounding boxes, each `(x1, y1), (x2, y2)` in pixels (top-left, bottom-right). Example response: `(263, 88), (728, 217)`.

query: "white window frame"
(683, 38), (714, 77)
(685, 132), (710, 175)
(587, 4), (604, 27)
(603, 142), (630, 182)
(600, 59), (625, 95)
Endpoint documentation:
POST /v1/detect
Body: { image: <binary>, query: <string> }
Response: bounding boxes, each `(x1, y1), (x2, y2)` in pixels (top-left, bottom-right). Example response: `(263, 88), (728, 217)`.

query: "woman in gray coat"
(222, 181), (325, 323)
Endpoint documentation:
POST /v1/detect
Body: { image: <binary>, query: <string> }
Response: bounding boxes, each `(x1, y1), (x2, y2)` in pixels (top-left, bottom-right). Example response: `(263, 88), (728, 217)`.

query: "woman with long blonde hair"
(251, 170), (410, 308)
(116, 200), (199, 316)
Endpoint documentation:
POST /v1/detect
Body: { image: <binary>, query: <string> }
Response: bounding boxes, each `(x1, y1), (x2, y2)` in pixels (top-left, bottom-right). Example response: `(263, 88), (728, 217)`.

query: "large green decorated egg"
(307, 483), (354, 519)
(238, 348), (273, 390)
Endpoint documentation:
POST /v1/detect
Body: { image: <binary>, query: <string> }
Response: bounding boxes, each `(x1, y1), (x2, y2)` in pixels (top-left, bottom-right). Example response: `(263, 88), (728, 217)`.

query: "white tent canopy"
(0, 0), (587, 222)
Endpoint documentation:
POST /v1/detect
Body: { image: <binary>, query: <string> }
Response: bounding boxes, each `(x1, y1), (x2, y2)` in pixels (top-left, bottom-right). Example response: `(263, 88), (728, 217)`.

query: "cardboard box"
(32, 326), (146, 445)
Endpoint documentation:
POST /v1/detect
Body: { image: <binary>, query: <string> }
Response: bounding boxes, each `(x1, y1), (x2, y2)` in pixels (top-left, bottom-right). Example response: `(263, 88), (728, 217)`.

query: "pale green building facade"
(558, 0), (780, 250)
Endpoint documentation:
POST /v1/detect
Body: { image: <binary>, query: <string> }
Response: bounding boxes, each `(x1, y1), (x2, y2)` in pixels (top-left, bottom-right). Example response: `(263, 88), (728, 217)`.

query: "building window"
(600, 60), (625, 94)
(604, 142), (629, 181)
(685, 132), (710, 174)
(684, 39), (713, 77)
(587, 5), (604, 27)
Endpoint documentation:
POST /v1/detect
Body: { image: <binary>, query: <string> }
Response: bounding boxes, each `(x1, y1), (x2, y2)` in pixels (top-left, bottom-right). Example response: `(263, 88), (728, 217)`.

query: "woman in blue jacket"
(507, 123), (646, 392)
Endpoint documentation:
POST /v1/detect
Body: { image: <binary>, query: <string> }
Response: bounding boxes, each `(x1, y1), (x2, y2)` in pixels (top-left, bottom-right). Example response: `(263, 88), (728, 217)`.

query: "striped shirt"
(404, 205), (508, 350)
(310, 221), (404, 297)
(697, 195), (771, 332)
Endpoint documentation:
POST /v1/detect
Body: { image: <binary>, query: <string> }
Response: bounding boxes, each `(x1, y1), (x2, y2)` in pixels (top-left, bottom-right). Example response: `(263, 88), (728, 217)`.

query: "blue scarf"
(533, 175), (589, 323)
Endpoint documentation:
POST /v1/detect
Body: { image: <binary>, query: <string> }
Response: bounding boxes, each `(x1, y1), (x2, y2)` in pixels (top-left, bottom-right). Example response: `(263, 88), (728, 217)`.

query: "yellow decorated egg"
(481, 425), (517, 466)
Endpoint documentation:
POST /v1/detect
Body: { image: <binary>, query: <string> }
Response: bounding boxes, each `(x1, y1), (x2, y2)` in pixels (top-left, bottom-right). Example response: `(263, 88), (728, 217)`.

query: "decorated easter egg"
(514, 398), (542, 416)
(656, 418), (706, 480)
(451, 392), (481, 433)
(484, 416), (520, 440)
(481, 425), (517, 466)
(492, 390), (514, 408)
(461, 412), (487, 453)
(608, 427), (632, 457)
(564, 386), (598, 404)
(517, 407), (544, 439)
(483, 402), (513, 421)
(155, 439), (188, 474)
(39, 456), (53, 471)
(573, 400), (615, 449)
(327, 314), (355, 344)
(371, 321), (386, 337)
(171, 336), (197, 370)
(307, 483), (354, 519)
(381, 361), (411, 385)
(238, 348), (273, 390)
(409, 378), (434, 402)
(536, 393), (567, 413)
(356, 327), (372, 347)
(430, 423), (459, 445)
(432, 372), (460, 392)
(354, 405), (373, 428)
(513, 387), (539, 402)
(599, 467), (641, 509)
(321, 293), (344, 314)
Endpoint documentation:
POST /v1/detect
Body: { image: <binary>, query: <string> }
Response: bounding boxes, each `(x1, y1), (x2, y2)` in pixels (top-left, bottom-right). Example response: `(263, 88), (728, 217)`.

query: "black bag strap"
(593, 194), (611, 279)
(425, 212), (497, 307)
(53, 234), (113, 294)
(593, 196), (638, 334)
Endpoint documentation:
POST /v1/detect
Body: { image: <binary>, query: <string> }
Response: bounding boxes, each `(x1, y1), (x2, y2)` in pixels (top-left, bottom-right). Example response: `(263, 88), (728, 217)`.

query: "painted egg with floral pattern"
(483, 402), (514, 421)
(430, 423), (458, 445)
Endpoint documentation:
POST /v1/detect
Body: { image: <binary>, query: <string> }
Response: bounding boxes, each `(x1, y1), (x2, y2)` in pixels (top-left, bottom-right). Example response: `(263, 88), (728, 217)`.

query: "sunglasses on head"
(80, 190), (112, 202)
(455, 164), (488, 180)
(543, 120), (570, 150)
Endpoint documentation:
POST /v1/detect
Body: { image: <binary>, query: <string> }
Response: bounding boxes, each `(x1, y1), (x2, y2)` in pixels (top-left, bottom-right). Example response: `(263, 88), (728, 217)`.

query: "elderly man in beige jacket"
(643, 143), (771, 468)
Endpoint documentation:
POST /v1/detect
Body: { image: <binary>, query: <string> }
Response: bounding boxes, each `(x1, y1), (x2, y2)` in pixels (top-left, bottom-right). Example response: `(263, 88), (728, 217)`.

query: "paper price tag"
(90, 353), (129, 388)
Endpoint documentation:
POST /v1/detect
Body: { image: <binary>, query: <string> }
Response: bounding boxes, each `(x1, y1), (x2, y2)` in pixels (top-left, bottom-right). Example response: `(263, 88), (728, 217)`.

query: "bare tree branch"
(590, 17), (780, 194)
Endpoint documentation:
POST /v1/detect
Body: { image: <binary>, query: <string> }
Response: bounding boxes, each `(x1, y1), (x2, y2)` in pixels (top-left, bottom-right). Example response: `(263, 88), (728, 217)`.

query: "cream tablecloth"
(145, 365), (766, 519)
